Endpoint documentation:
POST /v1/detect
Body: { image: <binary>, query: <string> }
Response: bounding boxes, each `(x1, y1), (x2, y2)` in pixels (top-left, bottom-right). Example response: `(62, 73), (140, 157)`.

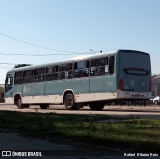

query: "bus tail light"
(119, 78), (124, 91)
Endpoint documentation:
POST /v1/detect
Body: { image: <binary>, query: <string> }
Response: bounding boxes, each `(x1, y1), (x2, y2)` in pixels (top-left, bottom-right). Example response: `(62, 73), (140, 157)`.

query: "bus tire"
(64, 93), (78, 110)
(16, 98), (23, 109)
(89, 102), (105, 111)
(40, 104), (49, 109)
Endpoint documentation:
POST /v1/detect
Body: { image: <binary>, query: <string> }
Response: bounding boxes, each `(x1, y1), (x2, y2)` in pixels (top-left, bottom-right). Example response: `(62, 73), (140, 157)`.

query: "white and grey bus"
(5, 50), (151, 110)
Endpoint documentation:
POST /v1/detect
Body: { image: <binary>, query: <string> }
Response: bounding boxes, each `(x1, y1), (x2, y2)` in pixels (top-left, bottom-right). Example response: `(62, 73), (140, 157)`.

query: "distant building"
(151, 75), (160, 97)
(0, 84), (4, 102)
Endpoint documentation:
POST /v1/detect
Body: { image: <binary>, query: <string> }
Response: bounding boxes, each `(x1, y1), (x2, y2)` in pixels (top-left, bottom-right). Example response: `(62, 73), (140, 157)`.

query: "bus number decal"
(107, 81), (113, 86)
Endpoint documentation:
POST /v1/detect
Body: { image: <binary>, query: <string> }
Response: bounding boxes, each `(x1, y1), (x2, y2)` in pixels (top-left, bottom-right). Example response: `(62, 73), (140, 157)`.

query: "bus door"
(5, 73), (13, 102)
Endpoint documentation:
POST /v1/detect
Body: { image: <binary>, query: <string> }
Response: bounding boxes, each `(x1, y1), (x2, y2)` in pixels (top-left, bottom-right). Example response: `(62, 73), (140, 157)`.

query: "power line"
(0, 63), (17, 65)
(0, 32), (90, 54)
(0, 51), (88, 56)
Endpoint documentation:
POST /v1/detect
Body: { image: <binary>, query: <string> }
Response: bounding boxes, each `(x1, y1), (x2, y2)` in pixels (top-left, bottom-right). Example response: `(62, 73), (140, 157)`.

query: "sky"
(0, 0), (160, 84)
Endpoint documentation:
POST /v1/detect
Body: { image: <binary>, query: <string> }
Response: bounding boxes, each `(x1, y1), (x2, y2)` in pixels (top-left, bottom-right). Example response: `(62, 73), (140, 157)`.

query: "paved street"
(0, 104), (160, 119)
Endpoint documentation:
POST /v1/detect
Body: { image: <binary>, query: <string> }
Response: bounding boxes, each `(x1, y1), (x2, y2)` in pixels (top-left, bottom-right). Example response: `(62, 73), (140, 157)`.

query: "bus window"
(66, 63), (73, 79)
(47, 67), (52, 74)
(91, 57), (108, 76)
(109, 56), (115, 75)
(46, 65), (59, 81)
(91, 59), (99, 67)
(34, 68), (45, 82)
(53, 65), (58, 73)
(99, 57), (108, 75)
(24, 70), (33, 83)
(14, 71), (23, 85)
(74, 61), (89, 78)
(100, 57), (108, 66)
(91, 59), (100, 76)
(59, 64), (66, 80)
(59, 65), (66, 72)
(46, 66), (53, 81)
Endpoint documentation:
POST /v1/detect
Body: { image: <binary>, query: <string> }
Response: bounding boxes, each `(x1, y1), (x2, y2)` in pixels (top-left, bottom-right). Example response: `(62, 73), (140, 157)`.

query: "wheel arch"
(63, 89), (75, 104)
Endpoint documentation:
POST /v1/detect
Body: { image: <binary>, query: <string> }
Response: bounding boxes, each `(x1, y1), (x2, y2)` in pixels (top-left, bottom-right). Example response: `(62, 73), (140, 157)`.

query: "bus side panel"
(5, 97), (14, 104)
(45, 78), (91, 103)
(23, 84), (32, 103)
(31, 82), (45, 103)
(45, 81), (63, 103)
(73, 78), (94, 102)
(23, 83), (43, 104)
(12, 84), (23, 102)
(12, 85), (23, 95)
(90, 76), (117, 101)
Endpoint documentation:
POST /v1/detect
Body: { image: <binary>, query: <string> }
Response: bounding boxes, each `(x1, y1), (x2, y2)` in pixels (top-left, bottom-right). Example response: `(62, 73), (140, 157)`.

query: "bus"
(5, 49), (151, 110)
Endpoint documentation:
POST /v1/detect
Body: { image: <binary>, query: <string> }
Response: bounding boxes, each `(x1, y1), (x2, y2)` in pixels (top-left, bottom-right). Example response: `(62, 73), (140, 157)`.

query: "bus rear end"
(117, 50), (151, 103)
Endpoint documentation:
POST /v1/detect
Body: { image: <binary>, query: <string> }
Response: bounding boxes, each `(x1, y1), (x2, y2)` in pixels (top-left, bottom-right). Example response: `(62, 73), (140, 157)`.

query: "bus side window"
(59, 64), (66, 80)
(74, 61), (89, 78)
(109, 56), (115, 75)
(91, 59), (100, 76)
(91, 57), (108, 76)
(34, 68), (45, 82)
(66, 63), (73, 79)
(100, 57), (108, 75)
(24, 70), (33, 83)
(46, 67), (53, 81)
(100, 57), (108, 66)
(14, 71), (23, 85)
(46, 65), (59, 81)
(52, 65), (59, 80)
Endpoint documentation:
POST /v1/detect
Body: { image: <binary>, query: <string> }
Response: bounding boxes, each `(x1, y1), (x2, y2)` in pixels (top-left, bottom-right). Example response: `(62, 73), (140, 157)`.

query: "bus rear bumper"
(116, 90), (151, 100)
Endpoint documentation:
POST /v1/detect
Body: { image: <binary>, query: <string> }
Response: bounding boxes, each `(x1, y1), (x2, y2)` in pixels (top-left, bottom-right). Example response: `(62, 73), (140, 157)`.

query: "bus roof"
(6, 49), (149, 73)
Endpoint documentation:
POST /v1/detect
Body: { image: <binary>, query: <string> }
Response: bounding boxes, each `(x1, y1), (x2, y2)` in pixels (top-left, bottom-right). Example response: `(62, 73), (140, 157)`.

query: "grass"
(0, 110), (160, 152)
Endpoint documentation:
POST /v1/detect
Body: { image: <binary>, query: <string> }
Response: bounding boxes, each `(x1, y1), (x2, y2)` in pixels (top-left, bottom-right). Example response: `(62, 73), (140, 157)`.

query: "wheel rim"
(66, 96), (73, 107)
(64, 94), (75, 110)
(17, 99), (22, 108)
(17, 99), (20, 106)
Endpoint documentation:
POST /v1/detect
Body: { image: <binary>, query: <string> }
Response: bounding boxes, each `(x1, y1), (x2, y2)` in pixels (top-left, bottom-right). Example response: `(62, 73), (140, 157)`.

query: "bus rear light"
(119, 78), (124, 91)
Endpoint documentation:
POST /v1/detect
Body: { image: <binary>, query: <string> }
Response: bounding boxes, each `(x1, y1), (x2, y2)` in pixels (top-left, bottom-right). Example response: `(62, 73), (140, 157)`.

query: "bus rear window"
(123, 67), (149, 75)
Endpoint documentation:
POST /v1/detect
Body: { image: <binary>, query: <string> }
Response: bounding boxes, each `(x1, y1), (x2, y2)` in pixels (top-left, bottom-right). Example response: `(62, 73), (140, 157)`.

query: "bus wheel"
(89, 102), (105, 111)
(16, 98), (23, 109)
(64, 93), (77, 110)
(40, 104), (49, 109)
